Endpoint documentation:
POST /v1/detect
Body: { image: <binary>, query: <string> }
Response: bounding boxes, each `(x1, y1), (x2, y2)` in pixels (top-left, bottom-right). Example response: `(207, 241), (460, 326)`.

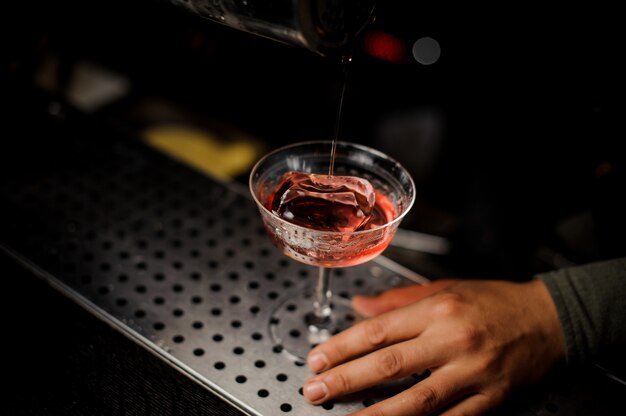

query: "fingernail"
(307, 352), (328, 372)
(304, 381), (328, 403)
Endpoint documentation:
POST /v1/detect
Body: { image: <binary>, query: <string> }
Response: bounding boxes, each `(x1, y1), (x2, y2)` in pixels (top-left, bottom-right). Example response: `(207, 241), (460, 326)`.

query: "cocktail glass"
(249, 140), (415, 360)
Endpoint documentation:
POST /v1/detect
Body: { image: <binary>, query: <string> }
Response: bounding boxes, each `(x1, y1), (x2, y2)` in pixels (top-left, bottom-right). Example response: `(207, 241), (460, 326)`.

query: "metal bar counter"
(1, 91), (624, 415)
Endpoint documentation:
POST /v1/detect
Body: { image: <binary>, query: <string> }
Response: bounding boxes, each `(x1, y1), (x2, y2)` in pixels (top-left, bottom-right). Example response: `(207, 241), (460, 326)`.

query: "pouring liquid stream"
(267, 54), (388, 236)
(328, 54), (352, 176)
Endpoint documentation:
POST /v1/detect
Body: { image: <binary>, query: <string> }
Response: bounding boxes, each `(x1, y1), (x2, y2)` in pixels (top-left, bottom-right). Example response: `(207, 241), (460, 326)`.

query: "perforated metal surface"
(2, 125), (625, 415)
(0, 133), (430, 415)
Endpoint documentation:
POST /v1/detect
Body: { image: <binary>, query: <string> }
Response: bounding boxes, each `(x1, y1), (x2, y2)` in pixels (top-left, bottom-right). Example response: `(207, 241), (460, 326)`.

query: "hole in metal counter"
(1, 135), (430, 415)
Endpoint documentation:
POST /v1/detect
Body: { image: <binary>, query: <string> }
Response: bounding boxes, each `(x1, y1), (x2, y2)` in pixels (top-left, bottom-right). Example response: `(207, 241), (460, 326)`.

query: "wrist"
(526, 279), (567, 365)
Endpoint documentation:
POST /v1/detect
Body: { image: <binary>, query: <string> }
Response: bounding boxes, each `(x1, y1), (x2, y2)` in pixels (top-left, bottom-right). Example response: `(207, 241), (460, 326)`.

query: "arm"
(537, 257), (626, 365)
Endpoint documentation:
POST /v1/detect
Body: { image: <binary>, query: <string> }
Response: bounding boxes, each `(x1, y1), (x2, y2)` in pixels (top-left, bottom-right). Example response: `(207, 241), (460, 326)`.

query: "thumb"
(352, 279), (457, 317)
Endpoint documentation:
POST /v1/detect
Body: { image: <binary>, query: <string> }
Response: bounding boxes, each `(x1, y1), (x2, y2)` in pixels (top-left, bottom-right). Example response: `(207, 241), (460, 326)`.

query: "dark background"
(4, 0), (626, 278)
(2, 1), (626, 415)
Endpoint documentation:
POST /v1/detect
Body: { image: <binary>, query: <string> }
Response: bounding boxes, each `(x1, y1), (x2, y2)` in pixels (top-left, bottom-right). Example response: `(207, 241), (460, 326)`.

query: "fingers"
(353, 280), (457, 317)
(304, 337), (448, 404)
(349, 392), (494, 416)
(307, 302), (429, 373)
(345, 366), (478, 416)
(439, 393), (494, 416)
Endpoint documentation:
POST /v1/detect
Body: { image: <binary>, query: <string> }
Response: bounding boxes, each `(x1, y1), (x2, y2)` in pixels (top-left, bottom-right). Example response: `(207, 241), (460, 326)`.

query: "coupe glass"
(249, 140), (415, 360)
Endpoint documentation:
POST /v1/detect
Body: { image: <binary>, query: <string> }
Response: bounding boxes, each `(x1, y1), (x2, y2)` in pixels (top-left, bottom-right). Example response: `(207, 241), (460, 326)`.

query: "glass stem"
(313, 267), (332, 322)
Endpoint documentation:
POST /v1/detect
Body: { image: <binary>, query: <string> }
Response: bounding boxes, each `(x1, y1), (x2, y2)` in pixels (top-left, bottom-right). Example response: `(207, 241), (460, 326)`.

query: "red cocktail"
(249, 141), (415, 359)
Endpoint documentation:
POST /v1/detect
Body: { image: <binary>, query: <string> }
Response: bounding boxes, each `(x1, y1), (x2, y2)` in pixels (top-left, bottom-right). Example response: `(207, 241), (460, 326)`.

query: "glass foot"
(269, 292), (362, 362)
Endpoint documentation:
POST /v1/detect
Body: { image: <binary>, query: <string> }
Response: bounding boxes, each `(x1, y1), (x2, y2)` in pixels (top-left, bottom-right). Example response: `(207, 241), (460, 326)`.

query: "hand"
(303, 279), (565, 415)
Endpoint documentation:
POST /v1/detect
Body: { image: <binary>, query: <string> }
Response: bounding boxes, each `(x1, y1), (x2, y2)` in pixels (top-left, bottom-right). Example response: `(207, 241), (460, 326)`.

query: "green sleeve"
(537, 257), (626, 365)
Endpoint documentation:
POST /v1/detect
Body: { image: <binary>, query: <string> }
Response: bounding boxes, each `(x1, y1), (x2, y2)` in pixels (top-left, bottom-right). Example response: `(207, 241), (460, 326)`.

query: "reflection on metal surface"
(390, 228), (450, 255)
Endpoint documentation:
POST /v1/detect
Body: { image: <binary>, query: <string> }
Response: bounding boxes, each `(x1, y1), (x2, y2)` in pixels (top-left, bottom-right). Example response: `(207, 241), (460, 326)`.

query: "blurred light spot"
(362, 31), (407, 64)
(190, 31), (204, 49)
(595, 160), (612, 177)
(412, 37), (441, 65)
(142, 126), (262, 181)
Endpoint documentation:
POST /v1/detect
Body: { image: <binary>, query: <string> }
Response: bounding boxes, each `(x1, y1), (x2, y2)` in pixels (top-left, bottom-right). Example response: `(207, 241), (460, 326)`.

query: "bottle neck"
(170, 0), (376, 56)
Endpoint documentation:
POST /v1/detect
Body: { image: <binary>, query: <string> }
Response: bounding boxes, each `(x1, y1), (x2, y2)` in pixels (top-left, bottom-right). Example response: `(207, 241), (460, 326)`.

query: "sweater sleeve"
(537, 257), (626, 365)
